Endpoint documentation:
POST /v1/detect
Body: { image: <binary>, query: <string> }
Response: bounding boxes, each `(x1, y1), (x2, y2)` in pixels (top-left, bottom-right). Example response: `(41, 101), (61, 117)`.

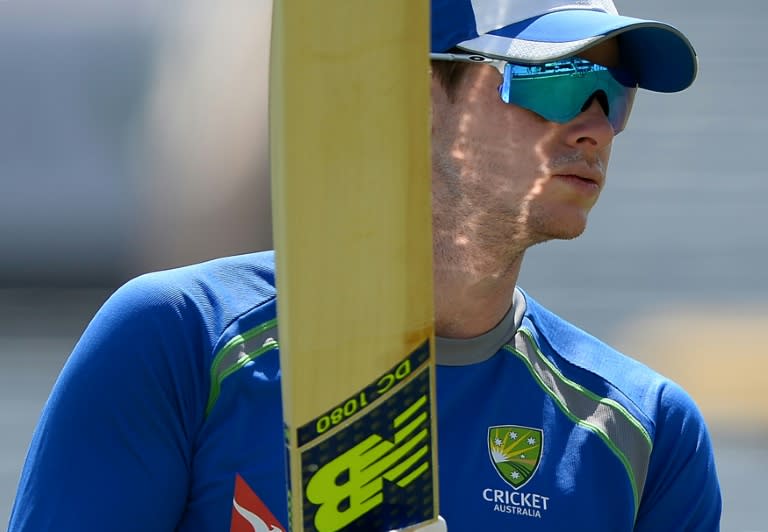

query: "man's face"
(431, 39), (620, 261)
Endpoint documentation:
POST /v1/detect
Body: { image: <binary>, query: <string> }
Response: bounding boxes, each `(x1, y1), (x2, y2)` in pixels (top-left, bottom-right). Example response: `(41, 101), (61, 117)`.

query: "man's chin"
(536, 217), (589, 242)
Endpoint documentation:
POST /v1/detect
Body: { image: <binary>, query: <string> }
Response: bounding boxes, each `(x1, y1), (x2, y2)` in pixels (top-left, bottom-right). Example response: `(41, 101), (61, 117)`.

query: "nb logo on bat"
(303, 394), (433, 532)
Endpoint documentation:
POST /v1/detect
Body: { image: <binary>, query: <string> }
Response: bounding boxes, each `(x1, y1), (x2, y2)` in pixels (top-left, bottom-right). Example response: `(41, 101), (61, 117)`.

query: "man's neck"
(433, 256), (523, 339)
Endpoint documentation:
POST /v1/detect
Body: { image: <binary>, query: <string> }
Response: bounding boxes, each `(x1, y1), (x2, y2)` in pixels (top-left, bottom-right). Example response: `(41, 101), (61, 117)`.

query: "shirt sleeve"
(8, 275), (210, 531)
(634, 380), (722, 531)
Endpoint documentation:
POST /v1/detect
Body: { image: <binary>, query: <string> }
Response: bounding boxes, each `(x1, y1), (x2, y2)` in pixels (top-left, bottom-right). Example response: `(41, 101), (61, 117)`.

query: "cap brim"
(455, 9), (698, 93)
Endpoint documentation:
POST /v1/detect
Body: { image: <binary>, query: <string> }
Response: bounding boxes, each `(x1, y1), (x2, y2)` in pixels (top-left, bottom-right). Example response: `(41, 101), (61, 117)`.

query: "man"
(9, 0), (721, 530)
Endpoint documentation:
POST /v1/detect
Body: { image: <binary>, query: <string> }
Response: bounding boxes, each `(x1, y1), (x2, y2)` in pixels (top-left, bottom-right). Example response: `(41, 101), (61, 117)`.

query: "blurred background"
(0, 0), (764, 529)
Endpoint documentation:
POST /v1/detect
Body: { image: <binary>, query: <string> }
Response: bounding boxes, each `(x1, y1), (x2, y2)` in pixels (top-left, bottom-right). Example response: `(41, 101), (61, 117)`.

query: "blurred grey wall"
(0, 0), (274, 286)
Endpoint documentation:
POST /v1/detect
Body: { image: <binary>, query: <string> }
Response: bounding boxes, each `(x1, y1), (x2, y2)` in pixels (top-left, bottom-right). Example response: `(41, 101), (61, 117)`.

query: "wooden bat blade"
(269, 1), (436, 531)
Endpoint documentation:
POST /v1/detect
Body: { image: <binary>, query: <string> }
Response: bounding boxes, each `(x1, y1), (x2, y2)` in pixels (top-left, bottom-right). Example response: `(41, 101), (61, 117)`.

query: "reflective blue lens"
(498, 58), (637, 133)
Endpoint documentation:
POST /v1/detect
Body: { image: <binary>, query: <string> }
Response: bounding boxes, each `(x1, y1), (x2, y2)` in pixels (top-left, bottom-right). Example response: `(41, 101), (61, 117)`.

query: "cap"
(431, 0), (697, 92)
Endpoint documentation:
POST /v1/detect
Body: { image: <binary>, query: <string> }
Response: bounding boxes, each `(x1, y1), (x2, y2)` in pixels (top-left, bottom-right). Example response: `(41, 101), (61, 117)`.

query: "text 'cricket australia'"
(483, 488), (550, 519)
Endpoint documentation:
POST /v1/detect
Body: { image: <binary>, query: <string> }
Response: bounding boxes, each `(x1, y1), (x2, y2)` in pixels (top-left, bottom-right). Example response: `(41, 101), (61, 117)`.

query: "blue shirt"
(9, 251), (721, 531)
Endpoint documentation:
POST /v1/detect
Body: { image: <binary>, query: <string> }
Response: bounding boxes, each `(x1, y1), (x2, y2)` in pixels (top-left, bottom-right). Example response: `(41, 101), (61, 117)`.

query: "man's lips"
(552, 167), (604, 189)
(551, 172), (604, 196)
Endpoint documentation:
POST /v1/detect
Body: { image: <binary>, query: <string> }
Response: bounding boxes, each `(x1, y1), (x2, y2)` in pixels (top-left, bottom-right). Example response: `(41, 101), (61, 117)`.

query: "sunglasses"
(429, 52), (638, 134)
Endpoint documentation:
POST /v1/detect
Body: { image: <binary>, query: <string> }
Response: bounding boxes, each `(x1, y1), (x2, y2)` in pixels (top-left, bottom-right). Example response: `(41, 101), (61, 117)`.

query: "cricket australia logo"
(488, 425), (543, 489)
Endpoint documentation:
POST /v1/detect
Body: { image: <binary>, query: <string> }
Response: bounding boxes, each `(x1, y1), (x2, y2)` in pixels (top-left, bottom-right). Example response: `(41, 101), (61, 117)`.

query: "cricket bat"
(269, 0), (437, 531)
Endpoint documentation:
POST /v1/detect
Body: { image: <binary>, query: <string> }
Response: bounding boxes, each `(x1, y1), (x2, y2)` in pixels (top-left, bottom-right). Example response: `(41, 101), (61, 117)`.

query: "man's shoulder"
(125, 250), (276, 310)
(517, 293), (721, 527)
(519, 291), (680, 427)
(138, 250), (276, 292)
(99, 251), (278, 350)
(521, 291), (650, 370)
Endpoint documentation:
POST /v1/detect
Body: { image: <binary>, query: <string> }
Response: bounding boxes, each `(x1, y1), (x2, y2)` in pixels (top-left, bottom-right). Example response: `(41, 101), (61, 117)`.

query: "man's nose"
(563, 96), (615, 150)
